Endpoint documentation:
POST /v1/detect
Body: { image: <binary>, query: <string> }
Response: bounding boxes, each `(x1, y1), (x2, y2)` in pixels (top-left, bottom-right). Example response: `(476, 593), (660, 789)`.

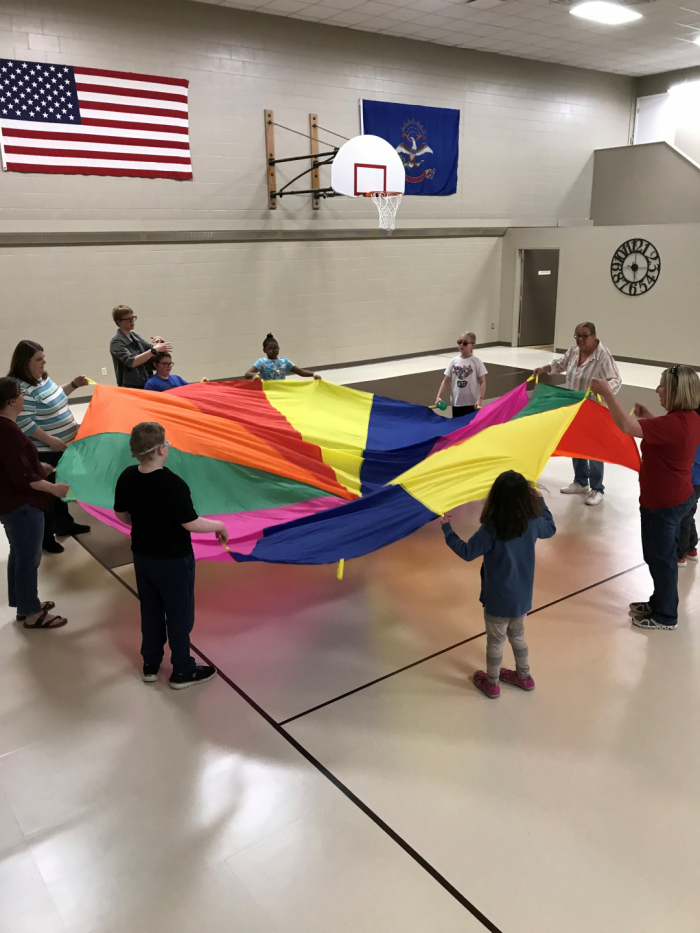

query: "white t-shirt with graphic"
(445, 355), (487, 407)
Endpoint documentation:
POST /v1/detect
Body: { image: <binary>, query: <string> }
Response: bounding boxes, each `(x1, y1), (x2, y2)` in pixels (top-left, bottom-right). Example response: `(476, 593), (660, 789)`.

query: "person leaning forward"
(109, 305), (172, 389)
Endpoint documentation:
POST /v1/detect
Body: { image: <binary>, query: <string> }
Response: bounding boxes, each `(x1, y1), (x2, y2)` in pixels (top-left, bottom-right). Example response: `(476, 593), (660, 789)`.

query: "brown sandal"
(23, 607), (68, 629)
(16, 601), (55, 622)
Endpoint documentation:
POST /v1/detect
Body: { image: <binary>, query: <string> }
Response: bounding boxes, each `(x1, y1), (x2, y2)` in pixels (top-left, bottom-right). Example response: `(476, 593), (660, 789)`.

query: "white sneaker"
(585, 490), (604, 506)
(560, 483), (590, 495)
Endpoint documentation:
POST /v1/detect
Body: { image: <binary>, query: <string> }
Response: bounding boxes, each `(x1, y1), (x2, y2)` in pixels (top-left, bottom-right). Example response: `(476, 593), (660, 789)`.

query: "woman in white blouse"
(534, 322), (621, 507)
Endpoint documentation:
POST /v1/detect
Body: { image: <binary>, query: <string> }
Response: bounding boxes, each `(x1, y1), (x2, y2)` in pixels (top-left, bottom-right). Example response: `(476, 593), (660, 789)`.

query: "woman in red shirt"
(0, 377), (70, 628)
(592, 365), (700, 631)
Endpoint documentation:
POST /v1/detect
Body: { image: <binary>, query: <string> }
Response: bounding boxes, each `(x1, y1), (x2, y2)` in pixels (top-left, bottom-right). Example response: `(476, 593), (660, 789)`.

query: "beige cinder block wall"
(0, 0), (633, 384)
(500, 223), (700, 367)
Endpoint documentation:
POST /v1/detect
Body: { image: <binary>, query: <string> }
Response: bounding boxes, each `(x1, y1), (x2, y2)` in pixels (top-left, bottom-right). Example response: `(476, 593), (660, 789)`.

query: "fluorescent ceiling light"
(669, 78), (700, 96)
(570, 1), (642, 24)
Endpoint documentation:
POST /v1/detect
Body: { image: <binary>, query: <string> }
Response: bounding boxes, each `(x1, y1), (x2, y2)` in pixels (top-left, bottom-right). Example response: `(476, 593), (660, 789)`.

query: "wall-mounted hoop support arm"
(265, 109), (342, 208)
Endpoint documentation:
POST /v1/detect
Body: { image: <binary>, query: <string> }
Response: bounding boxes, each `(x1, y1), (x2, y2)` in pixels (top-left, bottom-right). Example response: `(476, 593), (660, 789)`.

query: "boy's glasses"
(140, 439), (171, 455)
(457, 340), (474, 345)
(122, 316), (137, 322)
(160, 362), (174, 367)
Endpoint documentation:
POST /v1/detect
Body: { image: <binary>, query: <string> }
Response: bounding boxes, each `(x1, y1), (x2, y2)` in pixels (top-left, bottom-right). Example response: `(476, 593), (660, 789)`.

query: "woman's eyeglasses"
(574, 333), (592, 340)
(122, 315), (137, 323)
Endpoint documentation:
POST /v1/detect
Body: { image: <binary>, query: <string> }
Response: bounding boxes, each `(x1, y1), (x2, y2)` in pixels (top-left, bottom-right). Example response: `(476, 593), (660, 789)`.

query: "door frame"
(515, 247), (560, 348)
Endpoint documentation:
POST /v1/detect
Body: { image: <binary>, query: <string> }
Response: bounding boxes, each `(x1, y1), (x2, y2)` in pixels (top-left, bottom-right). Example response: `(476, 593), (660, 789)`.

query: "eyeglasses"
(122, 315), (137, 323)
(140, 439), (171, 456)
(457, 340), (474, 345)
(159, 361), (173, 367)
(574, 333), (592, 340)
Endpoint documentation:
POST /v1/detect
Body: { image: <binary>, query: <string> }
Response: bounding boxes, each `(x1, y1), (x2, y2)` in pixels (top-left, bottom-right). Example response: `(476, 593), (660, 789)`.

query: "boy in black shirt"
(114, 421), (228, 689)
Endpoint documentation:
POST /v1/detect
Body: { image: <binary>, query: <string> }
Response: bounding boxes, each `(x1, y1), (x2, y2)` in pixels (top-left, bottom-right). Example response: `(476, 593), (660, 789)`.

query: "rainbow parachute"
(58, 379), (640, 564)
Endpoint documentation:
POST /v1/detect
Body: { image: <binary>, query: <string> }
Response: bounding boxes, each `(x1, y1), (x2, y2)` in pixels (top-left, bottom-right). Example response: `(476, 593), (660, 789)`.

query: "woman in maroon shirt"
(0, 377), (70, 628)
(592, 365), (700, 631)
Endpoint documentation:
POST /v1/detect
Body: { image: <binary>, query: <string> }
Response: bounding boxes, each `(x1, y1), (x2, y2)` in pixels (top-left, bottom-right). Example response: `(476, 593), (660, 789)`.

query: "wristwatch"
(151, 347), (158, 357)
(71, 379), (78, 389)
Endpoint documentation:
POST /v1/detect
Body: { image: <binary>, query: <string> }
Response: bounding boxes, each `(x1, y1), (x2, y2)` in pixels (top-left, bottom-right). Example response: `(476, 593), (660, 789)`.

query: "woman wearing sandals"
(0, 377), (70, 629)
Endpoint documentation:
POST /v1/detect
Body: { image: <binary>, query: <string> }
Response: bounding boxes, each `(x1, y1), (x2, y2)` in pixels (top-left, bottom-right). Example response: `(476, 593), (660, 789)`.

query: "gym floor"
(2, 347), (699, 933)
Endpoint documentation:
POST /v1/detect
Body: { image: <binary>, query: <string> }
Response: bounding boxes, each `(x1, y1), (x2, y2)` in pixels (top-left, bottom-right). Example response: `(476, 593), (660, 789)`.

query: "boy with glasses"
(435, 332), (488, 419)
(114, 422), (228, 688)
(144, 353), (189, 392)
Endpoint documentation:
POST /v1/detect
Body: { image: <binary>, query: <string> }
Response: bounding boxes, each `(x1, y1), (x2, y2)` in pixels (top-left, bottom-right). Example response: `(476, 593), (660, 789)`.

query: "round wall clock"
(610, 239), (660, 296)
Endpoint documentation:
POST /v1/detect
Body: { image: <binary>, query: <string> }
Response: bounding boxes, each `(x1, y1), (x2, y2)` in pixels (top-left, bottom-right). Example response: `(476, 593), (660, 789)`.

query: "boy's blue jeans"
(133, 552), (197, 674)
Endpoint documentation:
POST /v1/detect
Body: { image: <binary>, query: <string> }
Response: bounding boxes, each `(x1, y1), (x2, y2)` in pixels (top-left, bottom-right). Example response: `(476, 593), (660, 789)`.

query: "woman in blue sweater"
(441, 471), (556, 699)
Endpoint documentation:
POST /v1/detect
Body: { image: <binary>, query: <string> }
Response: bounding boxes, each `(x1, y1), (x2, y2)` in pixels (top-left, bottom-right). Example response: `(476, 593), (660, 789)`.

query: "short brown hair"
(130, 421), (165, 462)
(661, 365), (700, 413)
(8, 340), (44, 386)
(0, 376), (21, 410)
(153, 352), (172, 364)
(112, 304), (134, 325)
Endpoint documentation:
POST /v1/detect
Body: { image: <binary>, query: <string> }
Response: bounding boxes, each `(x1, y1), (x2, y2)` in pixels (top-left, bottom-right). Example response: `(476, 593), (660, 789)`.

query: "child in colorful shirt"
(435, 331), (487, 419)
(245, 333), (321, 382)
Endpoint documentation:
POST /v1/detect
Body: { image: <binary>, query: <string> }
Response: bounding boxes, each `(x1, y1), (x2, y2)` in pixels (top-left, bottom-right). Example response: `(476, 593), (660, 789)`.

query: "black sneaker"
(169, 665), (217, 690)
(42, 539), (64, 554)
(56, 523), (91, 537)
(142, 663), (160, 683)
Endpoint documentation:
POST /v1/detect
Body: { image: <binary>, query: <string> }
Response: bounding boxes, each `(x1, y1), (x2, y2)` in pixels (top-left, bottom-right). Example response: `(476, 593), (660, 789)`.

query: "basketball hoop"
(365, 191), (402, 232)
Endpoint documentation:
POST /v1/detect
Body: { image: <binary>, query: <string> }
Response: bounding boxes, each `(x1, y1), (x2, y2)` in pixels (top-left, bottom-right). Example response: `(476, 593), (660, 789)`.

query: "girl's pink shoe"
(473, 670), (500, 698)
(499, 668), (535, 691)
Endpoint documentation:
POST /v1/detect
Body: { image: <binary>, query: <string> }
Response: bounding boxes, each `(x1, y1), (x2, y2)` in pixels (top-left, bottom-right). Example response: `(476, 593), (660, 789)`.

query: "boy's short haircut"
(460, 331), (476, 344)
(112, 304), (134, 325)
(153, 351), (172, 364)
(130, 422), (165, 462)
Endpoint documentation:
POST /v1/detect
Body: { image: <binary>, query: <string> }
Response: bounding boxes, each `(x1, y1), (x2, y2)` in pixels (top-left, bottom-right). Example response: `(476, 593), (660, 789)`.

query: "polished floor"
(2, 349), (698, 933)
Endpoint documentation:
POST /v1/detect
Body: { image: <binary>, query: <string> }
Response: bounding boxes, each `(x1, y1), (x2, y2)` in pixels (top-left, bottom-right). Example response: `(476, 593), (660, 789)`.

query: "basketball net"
(366, 191), (402, 232)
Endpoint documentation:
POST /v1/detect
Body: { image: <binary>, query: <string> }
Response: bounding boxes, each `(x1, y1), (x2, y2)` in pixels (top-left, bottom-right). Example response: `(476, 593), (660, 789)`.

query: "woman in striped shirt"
(9, 341), (91, 553)
(534, 322), (621, 507)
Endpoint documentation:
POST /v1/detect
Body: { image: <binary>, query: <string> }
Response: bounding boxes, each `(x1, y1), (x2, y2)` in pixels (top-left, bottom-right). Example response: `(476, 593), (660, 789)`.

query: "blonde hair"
(130, 422), (165, 462)
(661, 365), (700, 412)
(112, 304), (134, 325)
(459, 331), (476, 344)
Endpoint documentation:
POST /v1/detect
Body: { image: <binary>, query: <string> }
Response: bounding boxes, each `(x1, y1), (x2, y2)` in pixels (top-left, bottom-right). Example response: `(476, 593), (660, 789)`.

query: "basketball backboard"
(331, 135), (405, 197)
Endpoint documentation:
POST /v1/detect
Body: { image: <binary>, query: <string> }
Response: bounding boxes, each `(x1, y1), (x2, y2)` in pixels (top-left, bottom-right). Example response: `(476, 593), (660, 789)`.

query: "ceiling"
(191, 0), (700, 76)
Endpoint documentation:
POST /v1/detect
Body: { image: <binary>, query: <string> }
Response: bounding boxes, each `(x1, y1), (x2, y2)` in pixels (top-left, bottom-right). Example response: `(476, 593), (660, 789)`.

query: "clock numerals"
(611, 239), (660, 296)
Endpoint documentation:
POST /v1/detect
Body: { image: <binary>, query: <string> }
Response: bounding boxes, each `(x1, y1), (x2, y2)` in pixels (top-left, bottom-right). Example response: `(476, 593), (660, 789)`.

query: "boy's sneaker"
(473, 670), (500, 698)
(560, 483), (589, 495)
(678, 556), (687, 567)
(632, 615), (677, 631)
(686, 549), (698, 561)
(169, 665), (217, 690)
(142, 663), (160, 683)
(629, 601), (651, 617)
(499, 668), (535, 691)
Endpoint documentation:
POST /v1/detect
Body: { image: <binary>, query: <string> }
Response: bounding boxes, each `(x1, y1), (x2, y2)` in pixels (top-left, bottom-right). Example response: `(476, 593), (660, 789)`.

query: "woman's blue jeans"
(0, 504), (43, 616)
(640, 494), (696, 626)
(573, 459), (604, 493)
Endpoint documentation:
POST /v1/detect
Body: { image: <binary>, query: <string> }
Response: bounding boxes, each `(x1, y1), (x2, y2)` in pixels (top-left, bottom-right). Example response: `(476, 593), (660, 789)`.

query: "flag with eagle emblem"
(361, 99), (459, 195)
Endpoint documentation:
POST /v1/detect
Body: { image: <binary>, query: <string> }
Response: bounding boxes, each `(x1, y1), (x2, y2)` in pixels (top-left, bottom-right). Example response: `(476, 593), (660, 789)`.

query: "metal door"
(518, 249), (559, 347)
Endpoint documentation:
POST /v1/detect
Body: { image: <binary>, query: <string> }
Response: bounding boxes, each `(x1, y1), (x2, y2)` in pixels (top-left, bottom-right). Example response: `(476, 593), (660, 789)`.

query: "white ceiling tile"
(189, 0), (700, 75)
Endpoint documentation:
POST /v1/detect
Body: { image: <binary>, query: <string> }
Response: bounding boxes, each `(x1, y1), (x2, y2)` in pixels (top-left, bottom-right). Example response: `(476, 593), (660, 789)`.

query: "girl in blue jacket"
(441, 470), (556, 699)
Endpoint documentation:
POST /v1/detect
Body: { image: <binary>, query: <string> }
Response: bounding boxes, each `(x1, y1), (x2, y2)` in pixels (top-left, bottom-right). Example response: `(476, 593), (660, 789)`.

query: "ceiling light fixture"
(693, 34), (700, 45)
(569, 0), (643, 22)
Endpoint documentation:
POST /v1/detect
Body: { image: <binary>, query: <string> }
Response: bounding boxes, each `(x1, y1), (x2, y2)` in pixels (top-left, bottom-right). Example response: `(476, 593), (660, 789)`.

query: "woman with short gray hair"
(534, 322), (621, 507)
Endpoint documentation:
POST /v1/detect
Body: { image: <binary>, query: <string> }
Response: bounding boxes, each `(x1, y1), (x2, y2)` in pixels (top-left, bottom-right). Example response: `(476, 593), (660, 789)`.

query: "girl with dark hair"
(0, 376), (70, 628)
(440, 471), (556, 699)
(245, 334), (321, 382)
(9, 340), (90, 553)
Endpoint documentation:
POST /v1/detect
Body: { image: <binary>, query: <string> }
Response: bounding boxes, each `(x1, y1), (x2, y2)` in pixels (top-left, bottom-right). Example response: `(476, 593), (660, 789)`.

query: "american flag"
(0, 58), (191, 180)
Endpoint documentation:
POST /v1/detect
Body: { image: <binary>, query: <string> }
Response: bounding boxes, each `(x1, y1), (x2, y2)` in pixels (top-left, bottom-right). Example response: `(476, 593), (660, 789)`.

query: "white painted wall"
(0, 0), (634, 382)
(0, 0), (633, 231)
(1, 236), (503, 384)
(500, 223), (700, 366)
